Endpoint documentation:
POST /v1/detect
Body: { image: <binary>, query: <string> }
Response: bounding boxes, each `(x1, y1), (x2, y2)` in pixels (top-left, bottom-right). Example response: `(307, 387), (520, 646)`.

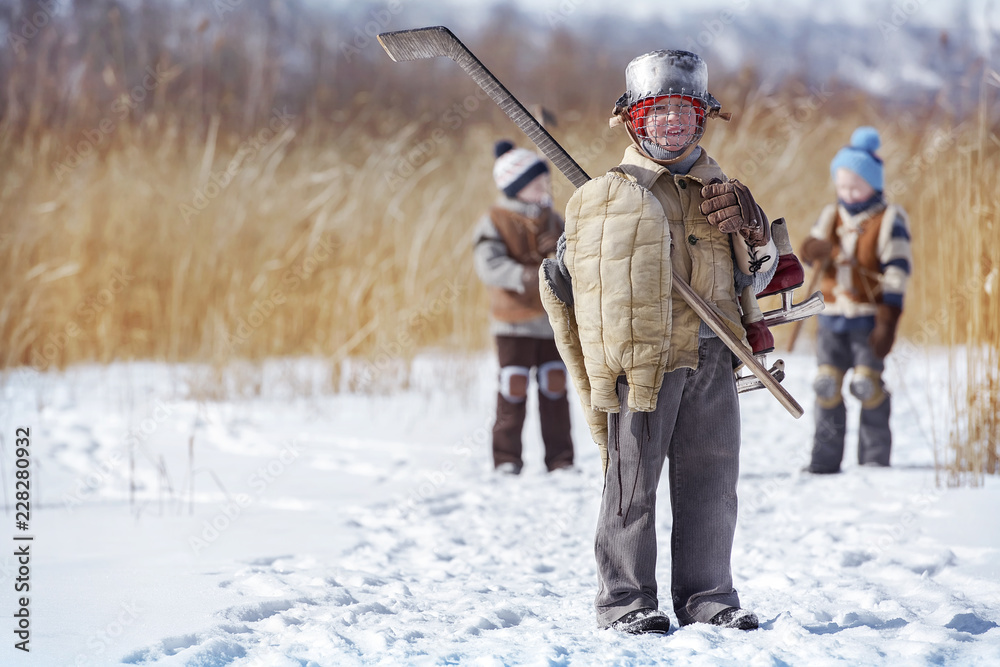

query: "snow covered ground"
(1, 348), (998, 666)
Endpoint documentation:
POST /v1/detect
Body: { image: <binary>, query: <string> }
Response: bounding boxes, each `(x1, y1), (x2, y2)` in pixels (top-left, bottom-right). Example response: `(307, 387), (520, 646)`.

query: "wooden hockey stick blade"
(377, 25), (457, 61)
(377, 27), (590, 188)
(378, 25), (804, 419)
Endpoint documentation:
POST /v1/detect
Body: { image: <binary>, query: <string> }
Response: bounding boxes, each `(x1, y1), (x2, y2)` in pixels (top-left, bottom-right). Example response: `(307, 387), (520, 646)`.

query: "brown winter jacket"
(486, 205), (562, 323)
(806, 202), (912, 318)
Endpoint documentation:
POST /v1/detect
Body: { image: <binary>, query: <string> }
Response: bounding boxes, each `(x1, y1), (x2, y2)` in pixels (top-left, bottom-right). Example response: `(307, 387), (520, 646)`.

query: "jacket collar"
(837, 200), (887, 232)
(493, 195), (547, 220)
(619, 144), (724, 190)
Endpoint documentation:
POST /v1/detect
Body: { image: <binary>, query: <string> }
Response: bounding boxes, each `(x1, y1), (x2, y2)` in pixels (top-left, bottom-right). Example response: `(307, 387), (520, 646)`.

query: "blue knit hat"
(829, 127), (884, 192)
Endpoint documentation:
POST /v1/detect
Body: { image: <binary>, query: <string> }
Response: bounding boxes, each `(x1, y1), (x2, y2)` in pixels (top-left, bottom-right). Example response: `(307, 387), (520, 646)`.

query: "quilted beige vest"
(560, 145), (746, 415)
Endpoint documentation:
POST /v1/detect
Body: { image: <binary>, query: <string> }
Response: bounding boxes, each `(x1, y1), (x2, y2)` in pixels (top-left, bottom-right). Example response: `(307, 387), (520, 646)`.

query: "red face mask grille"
(626, 95), (707, 153)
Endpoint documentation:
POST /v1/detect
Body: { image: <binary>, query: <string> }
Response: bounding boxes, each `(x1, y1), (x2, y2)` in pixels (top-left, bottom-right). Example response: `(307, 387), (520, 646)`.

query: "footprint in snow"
(945, 612), (999, 635)
(122, 633), (248, 665)
(225, 599), (299, 623)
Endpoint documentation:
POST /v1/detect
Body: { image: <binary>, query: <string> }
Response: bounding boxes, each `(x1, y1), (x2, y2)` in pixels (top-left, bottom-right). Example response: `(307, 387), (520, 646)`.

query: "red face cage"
(626, 95), (707, 153)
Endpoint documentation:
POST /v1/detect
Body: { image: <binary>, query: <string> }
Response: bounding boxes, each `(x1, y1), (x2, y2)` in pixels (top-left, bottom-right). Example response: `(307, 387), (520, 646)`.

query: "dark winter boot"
(809, 401), (847, 474)
(801, 464), (841, 475)
(492, 393), (526, 469)
(495, 462), (523, 475)
(608, 609), (672, 635)
(709, 607), (759, 631)
(537, 340), (575, 471)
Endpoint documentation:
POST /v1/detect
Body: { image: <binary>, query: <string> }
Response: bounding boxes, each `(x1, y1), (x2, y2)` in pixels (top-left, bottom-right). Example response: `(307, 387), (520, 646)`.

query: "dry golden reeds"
(0, 0), (997, 479)
(916, 74), (1000, 485)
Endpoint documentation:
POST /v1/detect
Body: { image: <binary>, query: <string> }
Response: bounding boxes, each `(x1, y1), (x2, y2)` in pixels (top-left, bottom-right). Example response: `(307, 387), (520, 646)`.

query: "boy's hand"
(700, 179), (768, 246)
(869, 304), (902, 359)
(521, 264), (539, 291)
(537, 230), (559, 256)
(800, 237), (834, 266)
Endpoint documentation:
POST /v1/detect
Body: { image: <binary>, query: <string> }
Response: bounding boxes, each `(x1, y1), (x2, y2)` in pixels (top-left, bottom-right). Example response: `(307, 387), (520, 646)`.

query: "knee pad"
(538, 360), (567, 399)
(499, 365), (530, 403)
(813, 364), (845, 409)
(850, 366), (887, 409)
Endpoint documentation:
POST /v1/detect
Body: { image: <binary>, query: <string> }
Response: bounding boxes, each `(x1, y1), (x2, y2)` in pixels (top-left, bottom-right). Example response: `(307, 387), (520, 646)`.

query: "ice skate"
(758, 218), (824, 327)
(736, 286), (782, 394)
(736, 357), (785, 393)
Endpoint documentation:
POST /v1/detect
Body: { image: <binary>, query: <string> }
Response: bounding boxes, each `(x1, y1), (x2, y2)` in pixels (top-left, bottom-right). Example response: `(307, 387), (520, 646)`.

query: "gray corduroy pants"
(595, 337), (742, 628)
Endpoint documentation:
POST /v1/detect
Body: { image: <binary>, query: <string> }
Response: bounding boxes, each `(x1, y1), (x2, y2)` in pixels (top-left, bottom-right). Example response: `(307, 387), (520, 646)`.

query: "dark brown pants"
(493, 336), (574, 471)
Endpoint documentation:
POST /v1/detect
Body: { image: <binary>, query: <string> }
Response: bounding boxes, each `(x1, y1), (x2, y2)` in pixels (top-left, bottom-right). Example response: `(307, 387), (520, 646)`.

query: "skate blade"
(762, 291), (824, 327)
(737, 358), (785, 394)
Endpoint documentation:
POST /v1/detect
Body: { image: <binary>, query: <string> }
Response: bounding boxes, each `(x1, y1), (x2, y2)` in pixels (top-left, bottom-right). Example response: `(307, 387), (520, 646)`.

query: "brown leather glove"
(537, 230), (559, 257)
(800, 237), (834, 266)
(521, 264), (540, 292)
(869, 304), (902, 359)
(700, 179), (769, 246)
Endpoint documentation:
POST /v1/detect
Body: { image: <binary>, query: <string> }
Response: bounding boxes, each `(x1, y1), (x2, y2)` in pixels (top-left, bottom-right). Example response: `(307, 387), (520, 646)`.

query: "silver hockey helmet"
(612, 50), (728, 162)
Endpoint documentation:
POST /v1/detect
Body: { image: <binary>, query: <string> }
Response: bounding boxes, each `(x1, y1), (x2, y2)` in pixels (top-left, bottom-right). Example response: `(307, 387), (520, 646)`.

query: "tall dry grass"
(0, 1), (996, 477)
(917, 80), (1000, 485)
(0, 113), (498, 369)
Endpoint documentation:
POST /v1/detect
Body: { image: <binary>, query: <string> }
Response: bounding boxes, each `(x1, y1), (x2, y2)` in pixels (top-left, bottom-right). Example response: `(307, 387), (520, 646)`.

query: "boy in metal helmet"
(545, 50), (775, 634)
(614, 51), (778, 354)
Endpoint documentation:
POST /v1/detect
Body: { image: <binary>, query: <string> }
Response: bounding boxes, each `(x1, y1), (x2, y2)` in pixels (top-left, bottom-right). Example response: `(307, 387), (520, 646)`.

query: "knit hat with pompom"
(492, 140), (548, 199)
(829, 126), (884, 192)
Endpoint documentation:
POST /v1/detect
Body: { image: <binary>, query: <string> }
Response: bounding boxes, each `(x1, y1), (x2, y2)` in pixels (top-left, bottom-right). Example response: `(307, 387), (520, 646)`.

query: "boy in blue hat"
(799, 127), (913, 473)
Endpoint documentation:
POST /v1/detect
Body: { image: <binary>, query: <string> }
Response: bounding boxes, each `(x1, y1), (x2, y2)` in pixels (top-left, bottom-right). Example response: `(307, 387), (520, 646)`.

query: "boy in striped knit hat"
(800, 126), (912, 473)
(472, 140), (575, 475)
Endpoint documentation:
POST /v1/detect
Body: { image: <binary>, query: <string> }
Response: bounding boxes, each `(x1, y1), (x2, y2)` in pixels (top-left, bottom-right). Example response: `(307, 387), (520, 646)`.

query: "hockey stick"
(378, 26), (589, 188)
(377, 26), (803, 419)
